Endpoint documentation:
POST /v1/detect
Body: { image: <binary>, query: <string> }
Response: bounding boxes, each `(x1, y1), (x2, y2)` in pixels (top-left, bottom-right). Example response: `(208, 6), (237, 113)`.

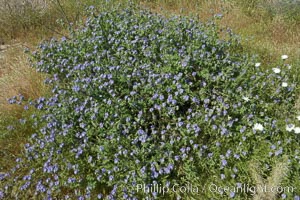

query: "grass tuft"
(250, 156), (290, 200)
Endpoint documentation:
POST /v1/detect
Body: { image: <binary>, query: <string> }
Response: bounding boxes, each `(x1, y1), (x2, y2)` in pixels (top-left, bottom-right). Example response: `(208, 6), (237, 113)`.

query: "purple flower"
(221, 159), (227, 166)
(240, 126), (246, 133)
(178, 121), (184, 127)
(72, 85), (80, 92)
(68, 177), (76, 184)
(221, 174), (225, 179)
(275, 148), (283, 156)
(234, 154), (240, 159)
(164, 164), (174, 174)
(20, 181), (31, 190)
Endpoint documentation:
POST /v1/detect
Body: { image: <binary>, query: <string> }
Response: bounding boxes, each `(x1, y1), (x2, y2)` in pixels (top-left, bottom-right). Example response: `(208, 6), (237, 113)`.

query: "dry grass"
(250, 156), (289, 200)
(0, 0), (51, 42)
(0, 0), (82, 44)
(0, 46), (48, 171)
(0, 46), (47, 106)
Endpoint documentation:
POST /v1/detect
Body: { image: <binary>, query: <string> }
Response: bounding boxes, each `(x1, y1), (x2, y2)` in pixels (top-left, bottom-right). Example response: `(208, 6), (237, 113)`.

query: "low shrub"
(1, 6), (299, 200)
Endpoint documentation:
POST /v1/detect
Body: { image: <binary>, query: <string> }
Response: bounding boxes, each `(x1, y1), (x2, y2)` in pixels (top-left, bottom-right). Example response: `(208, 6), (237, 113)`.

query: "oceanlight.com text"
(209, 183), (296, 196)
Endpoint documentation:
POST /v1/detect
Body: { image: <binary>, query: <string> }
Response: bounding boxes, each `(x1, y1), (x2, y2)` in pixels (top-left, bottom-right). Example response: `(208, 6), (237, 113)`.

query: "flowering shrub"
(1, 7), (300, 199)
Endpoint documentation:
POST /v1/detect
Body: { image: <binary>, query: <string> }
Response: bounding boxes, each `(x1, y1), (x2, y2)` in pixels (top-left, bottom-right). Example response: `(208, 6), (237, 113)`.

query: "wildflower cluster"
(1, 7), (299, 199)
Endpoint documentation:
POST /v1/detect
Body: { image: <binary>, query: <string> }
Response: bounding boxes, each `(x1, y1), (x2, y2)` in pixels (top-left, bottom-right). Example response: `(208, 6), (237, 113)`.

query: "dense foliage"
(1, 7), (299, 200)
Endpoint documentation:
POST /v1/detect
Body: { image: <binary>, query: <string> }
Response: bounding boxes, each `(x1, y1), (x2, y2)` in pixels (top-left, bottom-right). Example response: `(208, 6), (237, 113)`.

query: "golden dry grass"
(0, 46), (48, 108)
(0, 46), (48, 171)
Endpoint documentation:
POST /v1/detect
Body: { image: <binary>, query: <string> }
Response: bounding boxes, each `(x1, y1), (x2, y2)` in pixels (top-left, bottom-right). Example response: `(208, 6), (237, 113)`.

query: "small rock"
(0, 45), (10, 51)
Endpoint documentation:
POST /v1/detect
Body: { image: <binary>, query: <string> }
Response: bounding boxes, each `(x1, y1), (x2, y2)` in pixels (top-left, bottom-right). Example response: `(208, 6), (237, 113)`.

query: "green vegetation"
(0, 0), (299, 199)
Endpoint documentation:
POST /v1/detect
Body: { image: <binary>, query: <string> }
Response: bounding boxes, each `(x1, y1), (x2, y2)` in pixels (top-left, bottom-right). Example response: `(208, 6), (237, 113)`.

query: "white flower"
(253, 123), (264, 131)
(286, 124), (295, 132)
(282, 82), (288, 87)
(287, 64), (292, 70)
(294, 127), (300, 134)
(242, 96), (250, 102)
(281, 55), (288, 60)
(255, 63), (261, 67)
(272, 68), (281, 73)
(296, 115), (300, 121)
